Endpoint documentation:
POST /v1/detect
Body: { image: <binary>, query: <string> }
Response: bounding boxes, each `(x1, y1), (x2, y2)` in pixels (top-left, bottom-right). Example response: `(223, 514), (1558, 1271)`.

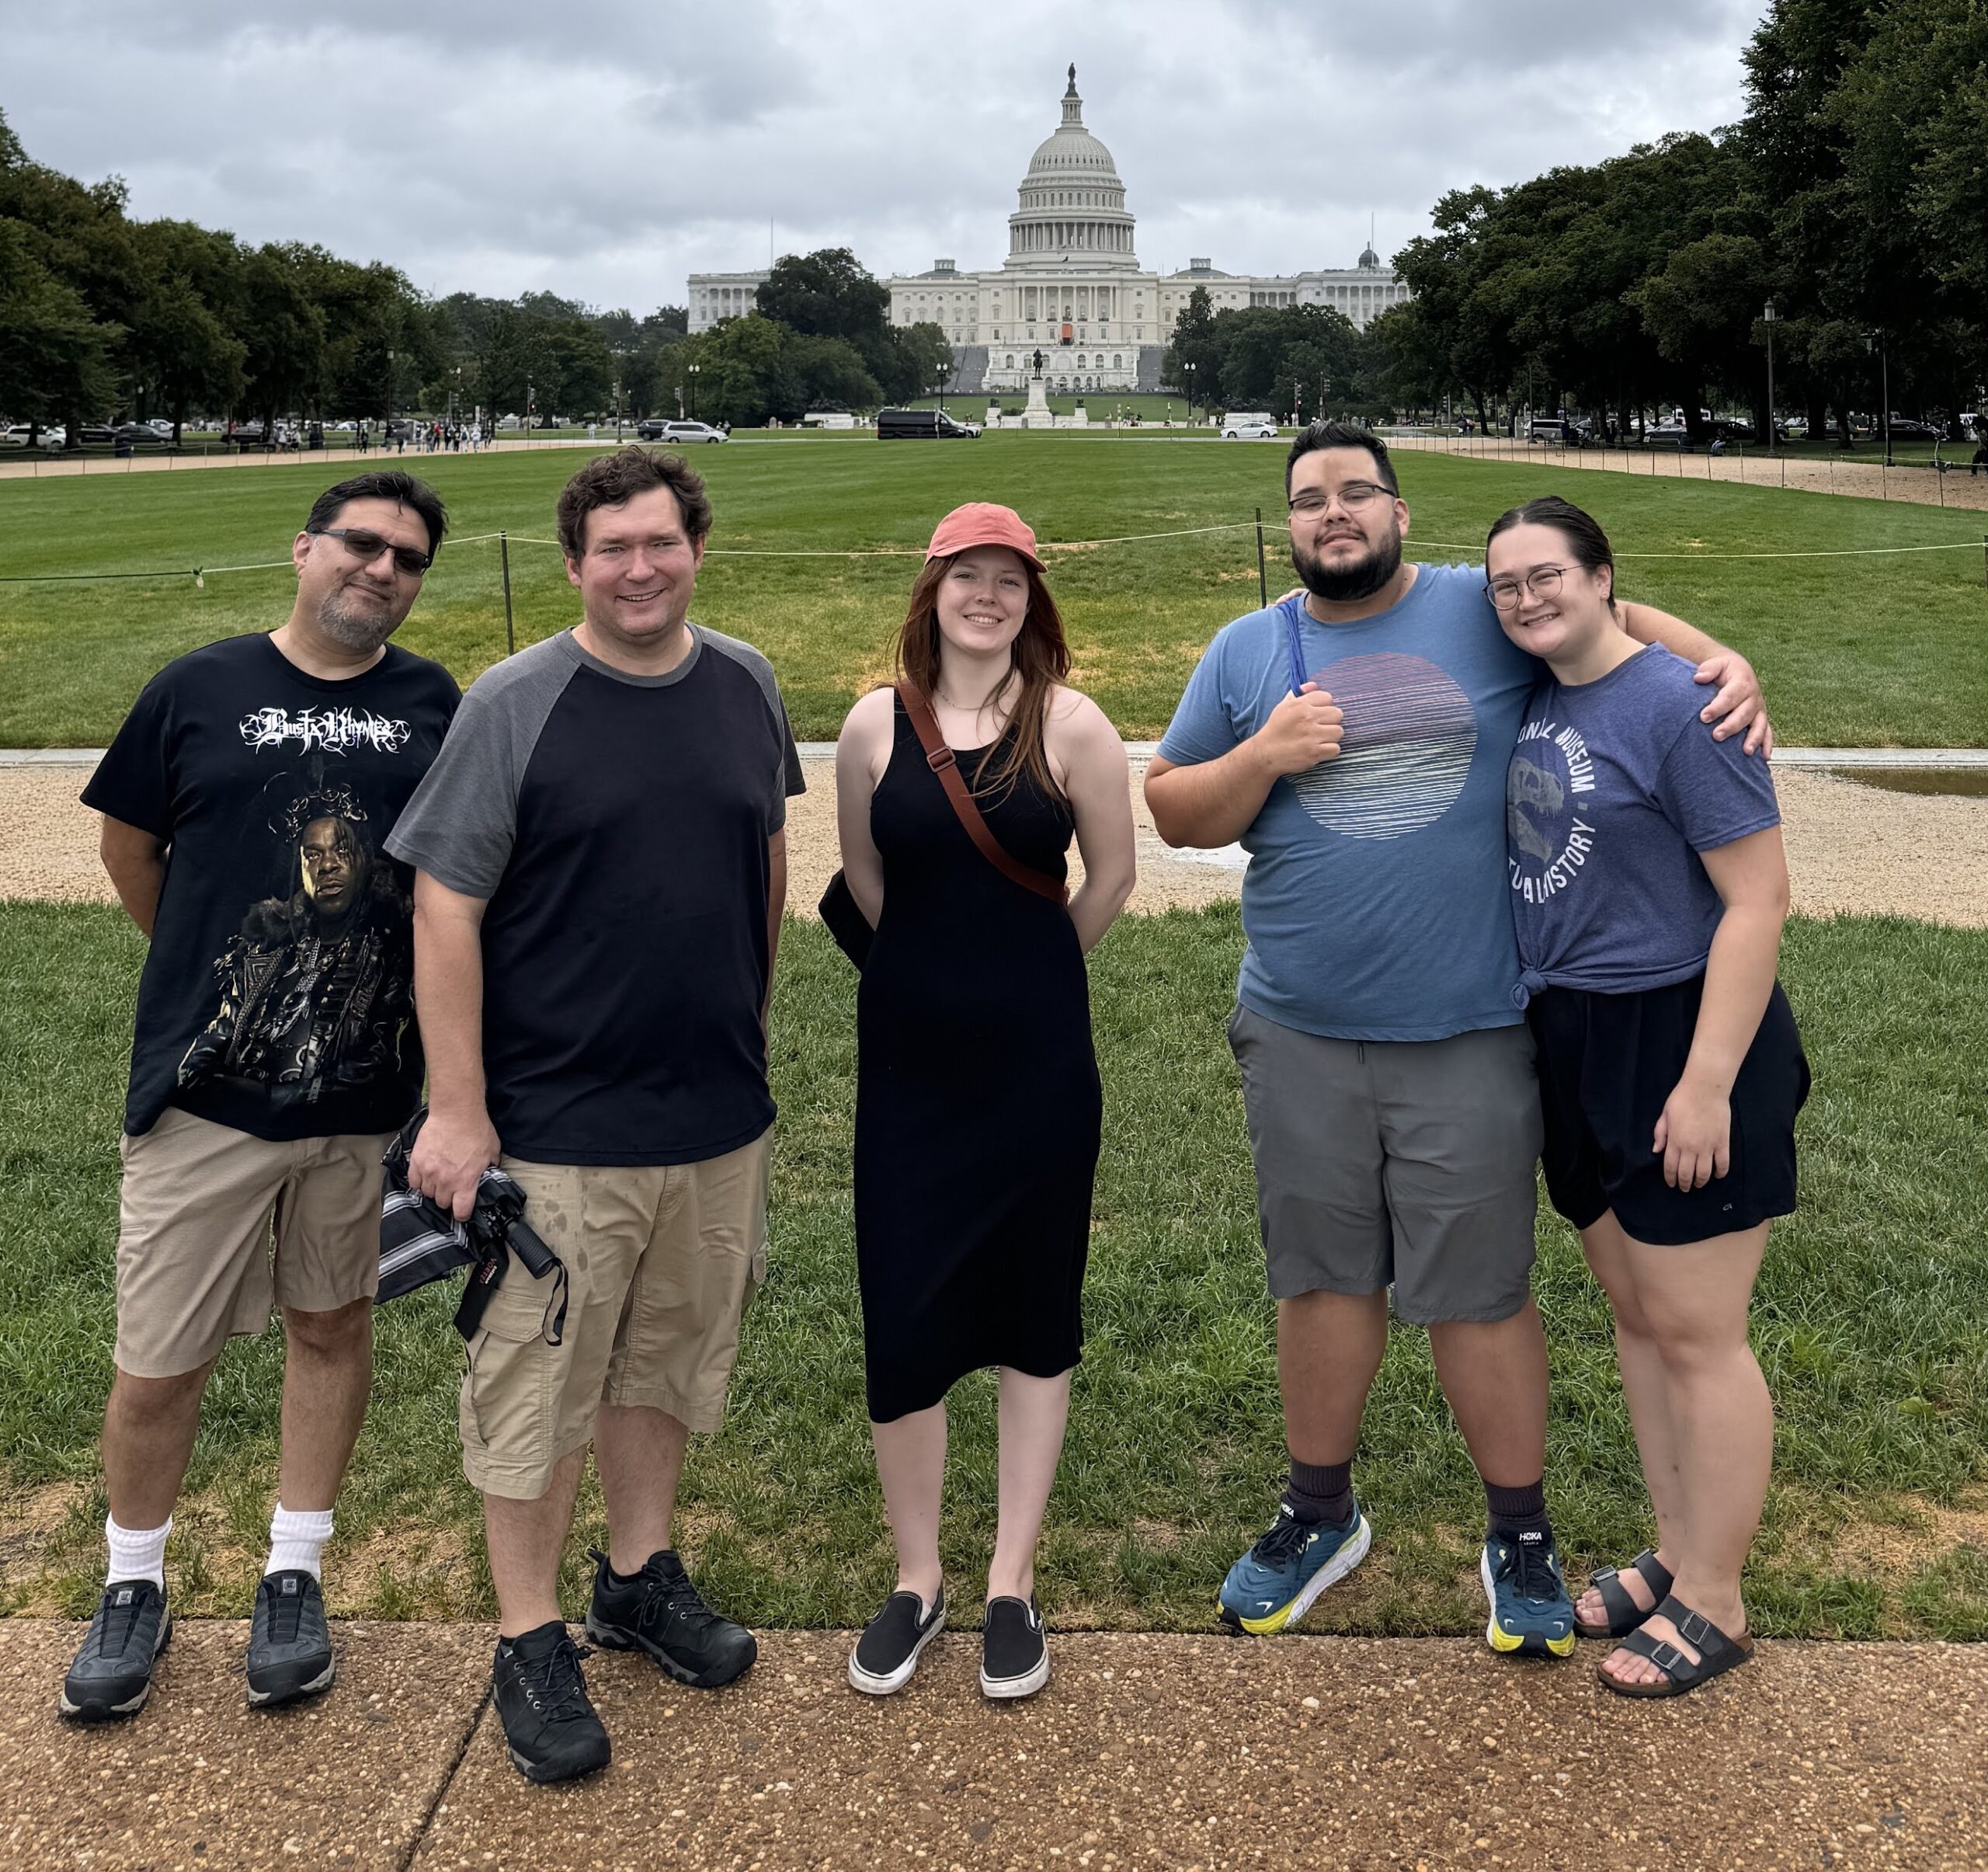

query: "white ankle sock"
(106, 1514), (171, 1590)
(265, 1504), (335, 1580)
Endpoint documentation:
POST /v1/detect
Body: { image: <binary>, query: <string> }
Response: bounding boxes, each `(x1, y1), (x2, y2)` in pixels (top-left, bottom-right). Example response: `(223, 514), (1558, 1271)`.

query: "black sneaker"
(61, 1580), (171, 1722)
(848, 1587), (947, 1696)
(492, 1622), (611, 1785)
(978, 1595), (1049, 1700)
(245, 1570), (335, 1707)
(583, 1547), (757, 1689)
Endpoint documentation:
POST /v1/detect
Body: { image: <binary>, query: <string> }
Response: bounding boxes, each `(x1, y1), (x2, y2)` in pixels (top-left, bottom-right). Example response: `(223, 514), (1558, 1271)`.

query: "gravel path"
(7, 757), (1987, 927)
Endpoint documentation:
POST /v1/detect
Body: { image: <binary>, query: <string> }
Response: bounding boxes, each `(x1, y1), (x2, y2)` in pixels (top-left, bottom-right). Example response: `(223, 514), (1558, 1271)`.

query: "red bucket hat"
(923, 503), (1045, 572)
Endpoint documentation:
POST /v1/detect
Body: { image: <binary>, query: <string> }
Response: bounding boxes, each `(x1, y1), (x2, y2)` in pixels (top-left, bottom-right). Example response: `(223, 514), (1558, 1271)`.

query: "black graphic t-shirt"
(82, 634), (461, 1140)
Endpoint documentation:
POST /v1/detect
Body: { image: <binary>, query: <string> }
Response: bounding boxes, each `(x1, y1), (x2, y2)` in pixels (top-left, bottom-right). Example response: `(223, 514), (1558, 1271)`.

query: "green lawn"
(2, 432), (1984, 747)
(2, 901), (1984, 1637)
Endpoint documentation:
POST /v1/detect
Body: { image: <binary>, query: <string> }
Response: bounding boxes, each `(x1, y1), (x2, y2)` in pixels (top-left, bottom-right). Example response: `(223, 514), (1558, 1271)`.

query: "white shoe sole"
(245, 1655), (335, 1707)
(847, 1607), (947, 1696)
(979, 1647), (1051, 1700)
(60, 1609), (172, 1721)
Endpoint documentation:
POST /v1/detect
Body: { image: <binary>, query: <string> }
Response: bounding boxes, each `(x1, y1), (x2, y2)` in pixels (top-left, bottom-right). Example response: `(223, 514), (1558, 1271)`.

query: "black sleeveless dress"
(854, 695), (1103, 1422)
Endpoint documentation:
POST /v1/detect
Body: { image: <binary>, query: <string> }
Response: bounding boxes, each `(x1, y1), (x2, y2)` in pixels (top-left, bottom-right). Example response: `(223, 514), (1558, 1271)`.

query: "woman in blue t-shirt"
(1486, 495), (1809, 1699)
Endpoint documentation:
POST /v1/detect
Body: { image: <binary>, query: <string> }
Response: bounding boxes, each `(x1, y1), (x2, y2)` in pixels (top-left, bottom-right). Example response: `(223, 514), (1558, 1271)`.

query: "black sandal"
(1574, 1549), (1673, 1641)
(1598, 1595), (1753, 1699)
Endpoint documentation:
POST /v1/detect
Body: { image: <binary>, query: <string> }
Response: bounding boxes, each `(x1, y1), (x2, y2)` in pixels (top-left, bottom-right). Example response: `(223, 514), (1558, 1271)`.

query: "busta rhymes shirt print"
(82, 635), (459, 1140)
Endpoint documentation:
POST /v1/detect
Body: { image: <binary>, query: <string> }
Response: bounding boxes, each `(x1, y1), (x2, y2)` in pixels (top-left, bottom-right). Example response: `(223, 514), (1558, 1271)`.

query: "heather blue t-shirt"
(1508, 644), (1781, 1000)
(1157, 565), (1535, 1042)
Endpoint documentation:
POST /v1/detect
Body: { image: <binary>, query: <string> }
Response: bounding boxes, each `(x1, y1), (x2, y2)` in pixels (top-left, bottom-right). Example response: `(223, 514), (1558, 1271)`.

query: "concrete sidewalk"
(5, 1621), (1983, 1870)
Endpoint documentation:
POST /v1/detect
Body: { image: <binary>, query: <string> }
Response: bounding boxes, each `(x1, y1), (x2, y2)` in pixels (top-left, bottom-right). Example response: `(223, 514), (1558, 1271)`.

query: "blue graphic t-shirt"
(1508, 644), (1780, 999)
(1157, 563), (1536, 1041)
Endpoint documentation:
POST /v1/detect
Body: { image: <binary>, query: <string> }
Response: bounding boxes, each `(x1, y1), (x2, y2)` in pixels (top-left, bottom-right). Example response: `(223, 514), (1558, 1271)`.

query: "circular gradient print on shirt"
(1290, 652), (1479, 840)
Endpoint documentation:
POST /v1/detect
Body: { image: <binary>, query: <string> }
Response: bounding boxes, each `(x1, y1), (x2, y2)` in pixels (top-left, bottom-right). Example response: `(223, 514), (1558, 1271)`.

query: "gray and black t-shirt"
(386, 625), (805, 1166)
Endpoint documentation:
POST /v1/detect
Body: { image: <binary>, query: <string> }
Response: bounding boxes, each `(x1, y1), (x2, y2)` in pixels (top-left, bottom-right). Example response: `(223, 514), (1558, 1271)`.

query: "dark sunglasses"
(310, 526), (433, 576)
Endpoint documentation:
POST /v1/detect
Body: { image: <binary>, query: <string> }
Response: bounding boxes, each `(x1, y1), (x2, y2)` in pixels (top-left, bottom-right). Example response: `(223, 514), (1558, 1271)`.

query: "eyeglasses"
(1288, 482), (1392, 518)
(1485, 565), (1573, 611)
(311, 527), (433, 576)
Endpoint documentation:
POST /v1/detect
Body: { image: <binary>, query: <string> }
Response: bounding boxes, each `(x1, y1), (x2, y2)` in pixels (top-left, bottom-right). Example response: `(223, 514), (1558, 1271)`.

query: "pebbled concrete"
(5, 1623), (1984, 1870)
(0, 1619), (489, 1871)
(415, 1631), (1988, 1872)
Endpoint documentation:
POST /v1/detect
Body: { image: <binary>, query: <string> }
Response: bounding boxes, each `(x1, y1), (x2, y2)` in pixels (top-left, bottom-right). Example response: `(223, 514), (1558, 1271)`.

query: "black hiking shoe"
(979, 1595), (1050, 1700)
(848, 1587), (947, 1696)
(584, 1547), (757, 1689)
(245, 1570), (336, 1707)
(492, 1622), (611, 1785)
(61, 1581), (172, 1722)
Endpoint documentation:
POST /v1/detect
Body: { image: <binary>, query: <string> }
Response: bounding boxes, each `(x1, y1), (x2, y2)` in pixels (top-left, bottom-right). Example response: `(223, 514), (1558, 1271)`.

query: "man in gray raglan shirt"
(387, 447), (805, 1786)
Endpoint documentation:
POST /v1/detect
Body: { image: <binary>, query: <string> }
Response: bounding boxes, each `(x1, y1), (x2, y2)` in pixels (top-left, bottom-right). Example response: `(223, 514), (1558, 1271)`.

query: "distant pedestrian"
(1487, 494), (1806, 1700)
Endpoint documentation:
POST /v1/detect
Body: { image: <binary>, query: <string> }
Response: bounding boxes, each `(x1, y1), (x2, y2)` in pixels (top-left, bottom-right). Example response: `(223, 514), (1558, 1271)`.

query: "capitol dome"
(1006, 67), (1139, 270)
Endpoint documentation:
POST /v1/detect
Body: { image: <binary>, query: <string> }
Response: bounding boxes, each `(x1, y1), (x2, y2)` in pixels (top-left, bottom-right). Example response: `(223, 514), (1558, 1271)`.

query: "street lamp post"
(1762, 300), (1778, 452)
(1183, 360), (1197, 426)
(385, 348), (395, 435)
(527, 380), (535, 435)
(936, 358), (947, 416)
(450, 364), (461, 433)
(614, 378), (624, 444)
(687, 364), (700, 421)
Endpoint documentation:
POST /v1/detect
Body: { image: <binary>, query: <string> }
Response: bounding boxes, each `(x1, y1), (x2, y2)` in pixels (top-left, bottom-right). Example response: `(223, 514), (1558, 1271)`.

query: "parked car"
(1646, 422), (1690, 444)
(112, 422), (168, 447)
(1527, 416), (1590, 445)
(875, 409), (978, 440)
(1884, 417), (1938, 440)
(1711, 419), (1756, 443)
(145, 417), (175, 437)
(632, 418), (729, 444)
(1221, 413), (1278, 440)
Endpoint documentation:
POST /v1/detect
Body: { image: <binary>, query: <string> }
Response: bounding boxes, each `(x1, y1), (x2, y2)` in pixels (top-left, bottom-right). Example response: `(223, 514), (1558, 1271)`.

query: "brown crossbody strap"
(897, 684), (1069, 906)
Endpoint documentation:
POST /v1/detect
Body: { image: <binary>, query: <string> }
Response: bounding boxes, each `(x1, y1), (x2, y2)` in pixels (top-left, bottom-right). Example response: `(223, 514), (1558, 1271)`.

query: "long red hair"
(895, 550), (1072, 803)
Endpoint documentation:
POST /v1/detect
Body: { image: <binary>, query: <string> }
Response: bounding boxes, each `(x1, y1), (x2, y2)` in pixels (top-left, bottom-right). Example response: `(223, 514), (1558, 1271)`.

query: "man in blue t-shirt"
(1145, 421), (1773, 1657)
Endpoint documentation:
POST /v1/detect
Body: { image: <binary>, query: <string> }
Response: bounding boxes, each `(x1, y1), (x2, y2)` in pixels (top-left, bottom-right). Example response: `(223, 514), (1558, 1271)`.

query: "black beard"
(1291, 529), (1403, 603)
(316, 586), (403, 653)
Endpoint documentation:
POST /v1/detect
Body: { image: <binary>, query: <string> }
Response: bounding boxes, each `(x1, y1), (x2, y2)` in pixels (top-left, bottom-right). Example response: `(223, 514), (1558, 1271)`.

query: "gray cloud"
(0, 0), (1761, 308)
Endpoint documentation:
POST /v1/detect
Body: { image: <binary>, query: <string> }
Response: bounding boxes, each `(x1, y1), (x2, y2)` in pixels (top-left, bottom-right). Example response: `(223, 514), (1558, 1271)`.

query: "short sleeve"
(772, 690), (805, 833)
(1156, 628), (1240, 767)
(81, 673), (177, 839)
(384, 684), (523, 898)
(1656, 719), (1781, 854)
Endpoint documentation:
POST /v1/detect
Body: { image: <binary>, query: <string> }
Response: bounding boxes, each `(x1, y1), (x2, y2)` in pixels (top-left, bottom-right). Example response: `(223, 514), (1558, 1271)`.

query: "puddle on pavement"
(1822, 767), (1988, 798)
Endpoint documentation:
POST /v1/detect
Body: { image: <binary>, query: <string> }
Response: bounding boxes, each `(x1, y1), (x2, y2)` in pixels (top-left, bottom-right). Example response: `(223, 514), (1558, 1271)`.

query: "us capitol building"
(688, 67), (1410, 398)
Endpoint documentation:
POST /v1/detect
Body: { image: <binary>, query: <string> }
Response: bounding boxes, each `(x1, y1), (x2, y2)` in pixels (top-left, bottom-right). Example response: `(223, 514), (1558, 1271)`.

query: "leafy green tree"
(1161, 286), (1221, 408)
(0, 218), (120, 437)
(125, 221), (246, 442)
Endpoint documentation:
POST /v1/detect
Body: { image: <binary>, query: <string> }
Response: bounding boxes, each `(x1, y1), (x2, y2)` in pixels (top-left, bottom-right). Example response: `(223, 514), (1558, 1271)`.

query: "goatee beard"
(316, 589), (401, 653)
(1292, 530), (1403, 604)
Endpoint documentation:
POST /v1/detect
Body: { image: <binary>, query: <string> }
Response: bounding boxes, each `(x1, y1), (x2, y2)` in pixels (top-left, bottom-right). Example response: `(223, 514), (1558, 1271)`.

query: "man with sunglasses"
(64, 471), (458, 1724)
(1146, 422), (1772, 1662)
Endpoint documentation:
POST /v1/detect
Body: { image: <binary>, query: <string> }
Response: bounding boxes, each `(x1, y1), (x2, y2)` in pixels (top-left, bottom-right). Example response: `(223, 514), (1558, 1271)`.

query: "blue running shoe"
(1481, 1528), (1576, 1658)
(1218, 1500), (1372, 1635)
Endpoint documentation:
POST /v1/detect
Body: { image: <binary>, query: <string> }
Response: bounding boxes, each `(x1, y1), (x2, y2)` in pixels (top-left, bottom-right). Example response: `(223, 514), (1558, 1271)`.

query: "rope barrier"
(1, 523), (1979, 583)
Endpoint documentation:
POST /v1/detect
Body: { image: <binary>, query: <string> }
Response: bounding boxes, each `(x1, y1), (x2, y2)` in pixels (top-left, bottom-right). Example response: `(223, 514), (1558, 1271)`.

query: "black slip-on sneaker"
(245, 1570), (336, 1707)
(583, 1547), (757, 1689)
(61, 1580), (171, 1722)
(848, 1588), (947, 1696)
(979, 1595), (1050, 1700)
(492, 1622), (611, 1785)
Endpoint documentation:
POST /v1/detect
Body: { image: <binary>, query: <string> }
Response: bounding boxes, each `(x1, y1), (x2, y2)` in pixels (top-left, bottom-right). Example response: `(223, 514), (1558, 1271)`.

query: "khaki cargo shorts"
(460, 1127), (773, 1501)
(115, 1105), (392, 1379)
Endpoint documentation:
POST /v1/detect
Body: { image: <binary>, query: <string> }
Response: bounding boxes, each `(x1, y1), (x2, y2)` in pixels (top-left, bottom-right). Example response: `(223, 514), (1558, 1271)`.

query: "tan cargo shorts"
(460, 1127), (773, 1501)
(114, 1105), (392, 1379)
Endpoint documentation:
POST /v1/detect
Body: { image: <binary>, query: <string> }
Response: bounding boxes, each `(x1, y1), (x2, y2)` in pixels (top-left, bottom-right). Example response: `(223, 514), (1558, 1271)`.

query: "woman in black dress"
(835, 503), (1135, 1700)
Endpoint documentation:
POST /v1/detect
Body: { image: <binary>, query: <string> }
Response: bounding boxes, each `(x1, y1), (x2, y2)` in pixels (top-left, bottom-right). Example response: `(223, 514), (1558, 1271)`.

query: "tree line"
(1370, 0), (1986, 444)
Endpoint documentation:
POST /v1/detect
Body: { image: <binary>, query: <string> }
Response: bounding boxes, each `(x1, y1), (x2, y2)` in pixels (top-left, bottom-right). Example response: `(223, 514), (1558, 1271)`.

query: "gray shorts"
(1227, 1004), (1543, 1325)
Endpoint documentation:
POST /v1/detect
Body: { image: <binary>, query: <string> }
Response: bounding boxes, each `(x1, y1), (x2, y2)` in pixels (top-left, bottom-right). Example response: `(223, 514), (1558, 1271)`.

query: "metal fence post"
(1255, 507), (1267, 611)
(500, 531), (516, 656)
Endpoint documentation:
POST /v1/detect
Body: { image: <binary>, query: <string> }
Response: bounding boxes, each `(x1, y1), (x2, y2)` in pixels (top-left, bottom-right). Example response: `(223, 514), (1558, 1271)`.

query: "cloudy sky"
(2, 0), (1763, 309)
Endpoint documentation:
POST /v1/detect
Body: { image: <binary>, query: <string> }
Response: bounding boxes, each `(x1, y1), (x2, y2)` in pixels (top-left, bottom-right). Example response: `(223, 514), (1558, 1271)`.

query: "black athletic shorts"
(1526, 973), (1809, 1246)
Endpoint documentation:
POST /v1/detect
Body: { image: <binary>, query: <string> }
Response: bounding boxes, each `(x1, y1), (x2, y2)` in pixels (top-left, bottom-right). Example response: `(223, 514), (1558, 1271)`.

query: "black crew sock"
(1484, 1478), (1550, 1541)
(1286, 1458), (1355, 1527)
